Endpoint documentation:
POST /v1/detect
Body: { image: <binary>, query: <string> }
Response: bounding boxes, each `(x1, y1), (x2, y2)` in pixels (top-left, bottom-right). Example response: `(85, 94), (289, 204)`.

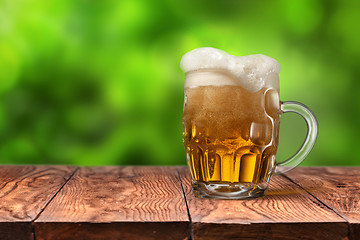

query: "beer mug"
(181, 48), (318, 199)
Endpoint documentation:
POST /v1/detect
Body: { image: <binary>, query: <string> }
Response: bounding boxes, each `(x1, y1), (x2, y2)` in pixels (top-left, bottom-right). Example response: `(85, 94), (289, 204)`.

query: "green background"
(0, 0), (359, 166)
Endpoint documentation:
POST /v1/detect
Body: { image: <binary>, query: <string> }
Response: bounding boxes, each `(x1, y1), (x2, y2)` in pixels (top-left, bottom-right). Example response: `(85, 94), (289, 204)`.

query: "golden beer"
(182, 73), (280, 188)
(181, 47), (318, 199)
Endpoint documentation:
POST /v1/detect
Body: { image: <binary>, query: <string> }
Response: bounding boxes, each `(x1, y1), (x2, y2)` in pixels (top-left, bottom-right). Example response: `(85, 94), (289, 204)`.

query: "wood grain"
(0, 165), (77, 240)
(34, 166), (190, 240)
(284, 167), (360, 240)
(179, 167), (348, 240)
(1, 166), (358, 239)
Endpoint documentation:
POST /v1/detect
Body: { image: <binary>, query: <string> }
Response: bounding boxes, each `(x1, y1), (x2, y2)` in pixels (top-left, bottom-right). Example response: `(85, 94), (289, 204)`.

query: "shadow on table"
(266, 185), (322, 197)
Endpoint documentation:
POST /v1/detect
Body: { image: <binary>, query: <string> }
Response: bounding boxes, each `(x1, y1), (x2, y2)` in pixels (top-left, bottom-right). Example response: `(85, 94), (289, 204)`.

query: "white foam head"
(180, 47), (280, 92)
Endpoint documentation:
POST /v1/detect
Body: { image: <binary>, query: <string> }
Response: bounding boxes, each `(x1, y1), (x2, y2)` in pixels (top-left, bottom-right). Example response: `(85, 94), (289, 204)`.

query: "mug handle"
(275, 101), (318, 174)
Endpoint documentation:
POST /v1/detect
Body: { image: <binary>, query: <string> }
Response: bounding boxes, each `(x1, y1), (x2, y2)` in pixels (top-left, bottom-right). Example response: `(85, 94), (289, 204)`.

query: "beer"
(180, 47), (318, 199)
(183, 72), (280, 185)
(181, 47), (283, 198)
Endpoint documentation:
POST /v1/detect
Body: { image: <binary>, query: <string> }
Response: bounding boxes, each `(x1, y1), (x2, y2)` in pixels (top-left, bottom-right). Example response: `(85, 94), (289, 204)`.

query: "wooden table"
(0, 166), (359, 240)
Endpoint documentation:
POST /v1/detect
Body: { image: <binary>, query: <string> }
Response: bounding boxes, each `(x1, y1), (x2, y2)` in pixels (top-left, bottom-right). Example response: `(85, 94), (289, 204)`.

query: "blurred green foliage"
(0, 0), (359, 165)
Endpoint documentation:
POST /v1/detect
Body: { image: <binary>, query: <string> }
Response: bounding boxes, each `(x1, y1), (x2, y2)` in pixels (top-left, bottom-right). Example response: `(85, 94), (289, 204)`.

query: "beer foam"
(180, 47), (281, 92)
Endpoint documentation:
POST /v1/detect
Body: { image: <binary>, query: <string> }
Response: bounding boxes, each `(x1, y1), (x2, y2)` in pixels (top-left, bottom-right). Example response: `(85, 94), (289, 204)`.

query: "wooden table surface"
(0, 166), (359, 240)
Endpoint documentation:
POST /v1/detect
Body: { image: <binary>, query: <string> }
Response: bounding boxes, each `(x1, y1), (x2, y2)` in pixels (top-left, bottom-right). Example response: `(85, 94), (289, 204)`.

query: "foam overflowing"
(180, 47), (280, 92)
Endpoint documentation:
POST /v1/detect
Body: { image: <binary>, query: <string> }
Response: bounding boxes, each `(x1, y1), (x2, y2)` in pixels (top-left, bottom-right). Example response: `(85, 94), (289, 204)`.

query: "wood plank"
(34, 166), (190, 240)
(179, 167), (349, 240)
(0, 165), (77, 240)
(284, 167), (360, 240)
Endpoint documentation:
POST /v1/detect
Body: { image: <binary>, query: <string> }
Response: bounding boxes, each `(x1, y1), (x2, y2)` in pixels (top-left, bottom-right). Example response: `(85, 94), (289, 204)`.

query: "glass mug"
(182, 70), (318, 199)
